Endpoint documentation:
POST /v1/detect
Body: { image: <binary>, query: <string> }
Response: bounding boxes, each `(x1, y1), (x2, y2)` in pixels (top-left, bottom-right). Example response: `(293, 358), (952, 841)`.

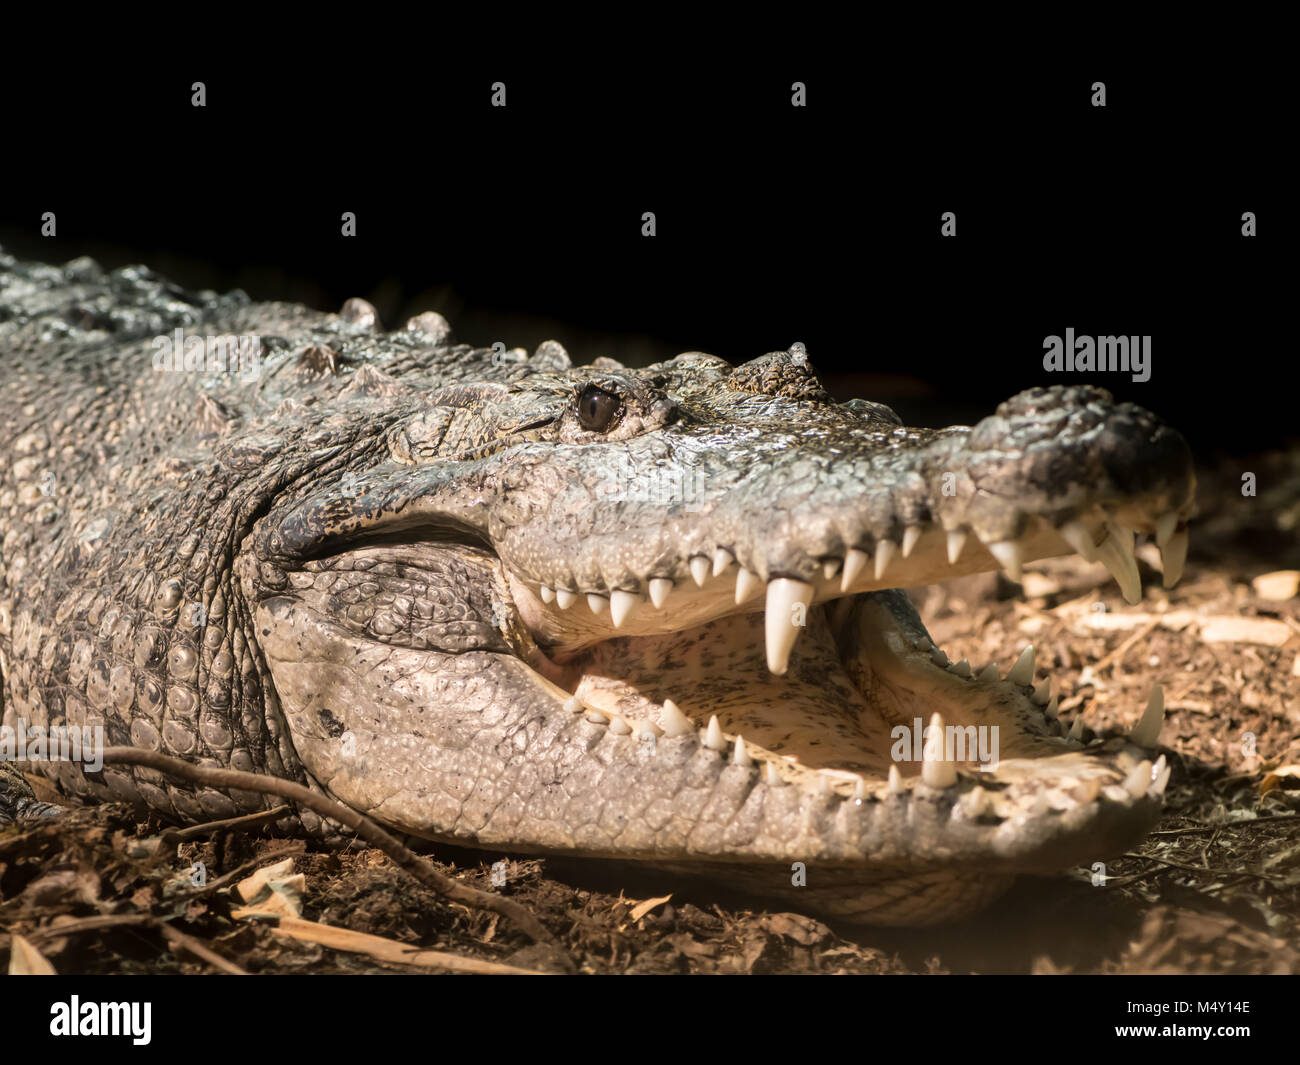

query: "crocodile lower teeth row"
(564, 697), (1169, 803)
(536, 515), (1189, 664)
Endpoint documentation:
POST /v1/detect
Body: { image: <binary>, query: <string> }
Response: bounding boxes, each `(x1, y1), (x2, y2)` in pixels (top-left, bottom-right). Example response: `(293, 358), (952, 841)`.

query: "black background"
(1, 45), (1290, 453)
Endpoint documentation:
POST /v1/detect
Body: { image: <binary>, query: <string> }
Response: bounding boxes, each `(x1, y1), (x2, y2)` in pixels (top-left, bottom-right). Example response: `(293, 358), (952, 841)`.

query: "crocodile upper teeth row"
(560, 681), (1170, 804)
(535, 512), (1190, 675)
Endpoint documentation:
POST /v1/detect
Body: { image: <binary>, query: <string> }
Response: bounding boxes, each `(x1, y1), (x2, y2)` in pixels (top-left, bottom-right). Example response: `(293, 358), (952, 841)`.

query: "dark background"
(1, 50), (1289, 453)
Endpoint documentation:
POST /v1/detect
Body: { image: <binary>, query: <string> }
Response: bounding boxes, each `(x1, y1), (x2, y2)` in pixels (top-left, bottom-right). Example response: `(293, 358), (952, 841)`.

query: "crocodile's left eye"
(577, 385), (621, 432)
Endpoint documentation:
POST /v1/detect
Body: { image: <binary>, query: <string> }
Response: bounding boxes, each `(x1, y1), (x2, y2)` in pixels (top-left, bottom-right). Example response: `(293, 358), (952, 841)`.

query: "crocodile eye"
(577, 385), (621, 432)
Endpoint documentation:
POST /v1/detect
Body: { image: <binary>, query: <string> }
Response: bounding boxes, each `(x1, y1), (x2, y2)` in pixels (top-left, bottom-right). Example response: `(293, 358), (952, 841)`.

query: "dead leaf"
(8, 934), (57, 975)
(234, 857), (305, 917)
(1259, 764), (1300, 797)
(629, 894), (673, 922)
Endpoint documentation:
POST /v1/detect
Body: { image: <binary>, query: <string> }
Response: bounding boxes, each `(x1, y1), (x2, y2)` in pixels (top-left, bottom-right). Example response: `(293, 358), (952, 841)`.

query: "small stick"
(160, 804), (292, 844)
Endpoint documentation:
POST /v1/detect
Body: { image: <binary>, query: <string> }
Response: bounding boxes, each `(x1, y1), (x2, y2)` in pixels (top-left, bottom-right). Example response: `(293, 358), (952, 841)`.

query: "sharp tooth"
(1067, 716), (1085, 741)
(816, 774), (830, 795)
(874, 539), (896, 580)
(902, 525), (923, 558)
(765, 577), (814, 675)
(1154, 513), (1178, 548)
(949, 658), (972, 678)
(1073, 776), (1102, 803)
(1044, 694), (1059, 719)
(888, 765), (904, 793)
(853, 776), (867, 800)
(1031, 677), (1052, 705)
(689, 555), (711, 587)
(961, 788), (991, 818)
(765, 762), (784, 786)
(704, 715), (726, 751)
(840, 548), (869, 592)
(947, 529), (967, 565)
(1160, 528), (1188, 589)
(922, 712), (957, 788)
(977, 662), (1000, 682)
(1151, 754), (1171, 795)
(1058, 519), (1100, 562)
(1006, 645), (1035, 686)
(915, 637), (934, 652)
(1130, 684), (1163, 747)
(712, 547), (734, 576)
(587, 593), (608, 614)
(539, 585), (555, 604)
(608, 715), (632, 735)
(735, 567), (763, 604)
(648, 578), (673, 609)
(930, 646), (950, 667)
(822, 558), (841, 580)
(732, 736), (752, 766)
(555, 588), (577, 609)
(1095, 523), (1142, 604)
(1124, 760), (1152, 799)
(563, 696), (584, 714)
(659, 699), (694, 737)
(585, 709), (608, 724)
(609, 589), (639, 627)
(636, 720), (661, 741)
(987, 540), (1024, 581)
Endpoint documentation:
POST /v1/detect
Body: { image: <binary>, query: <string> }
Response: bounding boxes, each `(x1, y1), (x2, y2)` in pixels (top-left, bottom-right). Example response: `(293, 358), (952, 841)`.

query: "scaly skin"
(0, 249), (1194, 925)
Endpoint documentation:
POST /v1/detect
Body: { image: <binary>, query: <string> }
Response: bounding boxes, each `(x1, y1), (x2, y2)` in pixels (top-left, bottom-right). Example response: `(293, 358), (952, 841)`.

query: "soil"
(3, 450), (1299, 975)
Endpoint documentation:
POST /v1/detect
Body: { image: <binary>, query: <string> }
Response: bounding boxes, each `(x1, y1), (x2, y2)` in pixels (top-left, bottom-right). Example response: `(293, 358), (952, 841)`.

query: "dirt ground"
(3, 450), (1299, 975)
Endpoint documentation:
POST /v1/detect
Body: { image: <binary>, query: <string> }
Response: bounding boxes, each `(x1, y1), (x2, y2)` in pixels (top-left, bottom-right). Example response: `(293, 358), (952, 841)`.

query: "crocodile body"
(0, 250), (1195, 925)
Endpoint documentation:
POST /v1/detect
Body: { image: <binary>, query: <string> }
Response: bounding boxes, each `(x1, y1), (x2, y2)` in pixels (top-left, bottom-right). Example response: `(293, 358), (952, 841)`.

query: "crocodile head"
(243, 334), (1194, 925)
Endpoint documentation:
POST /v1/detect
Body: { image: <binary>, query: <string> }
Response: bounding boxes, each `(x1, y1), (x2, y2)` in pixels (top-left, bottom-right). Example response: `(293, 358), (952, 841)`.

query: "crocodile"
(0, 248), (1194, 926)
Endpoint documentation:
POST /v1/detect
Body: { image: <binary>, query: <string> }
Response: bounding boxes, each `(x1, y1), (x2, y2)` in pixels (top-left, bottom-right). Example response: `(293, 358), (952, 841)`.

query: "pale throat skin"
(0, 249), (1194, 924)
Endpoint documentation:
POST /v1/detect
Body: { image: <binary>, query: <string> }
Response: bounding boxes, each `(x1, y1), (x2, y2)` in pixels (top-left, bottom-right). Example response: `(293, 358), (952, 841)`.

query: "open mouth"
(503, 505), (1179, 828)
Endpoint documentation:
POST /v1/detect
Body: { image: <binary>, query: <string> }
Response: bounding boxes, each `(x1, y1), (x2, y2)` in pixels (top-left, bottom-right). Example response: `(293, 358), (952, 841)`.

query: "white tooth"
(977, 662), (1000, 682)
(1124, 760), (1152, 799)
(1058, 519), (1100, 562)
(1151, 755), (1171, 795)
(609, 589), (639, 627)
(1068, 716), (1085, 741)
(608, 715), (632, 735)
(587, 593), (608, 614)
(585, 710), (608, 724)
(1154, 513), (1178, 548)
(949, 658), (972, 678)
(922, 713), (957, 788)
(902, 525), (922, 558)
(735, 568), (763, 604)
(930, 646), (950, 668)
(732, 736), (752, 766)
(1160, 528), (1188, 589)
(712, 547), (734, 576)
(539, 585), (555, 604)
(765, 762), (785, 786)
(947, 529), (967, 565)
(961, 788), (991, 818)
(1045, 694), (1059, 719)
(822, 558), (841, 580)
(659, 699), (694, 737)
(704, 715), (726, 751)
(1095, 523), (1142, 604)
(648, 578), (672, 609)
(636, 720), (661, 741)
(874, 539), (896, 580)
(1006, 645), (1035, 686)
(888, 764), (904, 793)
(765, 578), (814, 675)
(555, 588), (577, 609)
(1073, 776), (1102, 803)
(853, 776), (867, 800)
(987, 539), (1024, 581)
(1031, 678), (1052, 705)
(840, 548), (869, 592)
(689, 556), (711, 587)
(816, 774), (830, 795)
(563, 696), (584, 714)
(1130, 684), (1164, 747)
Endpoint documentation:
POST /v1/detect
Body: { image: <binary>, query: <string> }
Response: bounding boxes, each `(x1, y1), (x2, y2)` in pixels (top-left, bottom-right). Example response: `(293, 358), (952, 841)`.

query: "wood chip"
(629, 894), (673, 922)
(1199, 616), (1293, 647)
(1252, 570), (1300, 601)
(8, 934), (57, 975)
